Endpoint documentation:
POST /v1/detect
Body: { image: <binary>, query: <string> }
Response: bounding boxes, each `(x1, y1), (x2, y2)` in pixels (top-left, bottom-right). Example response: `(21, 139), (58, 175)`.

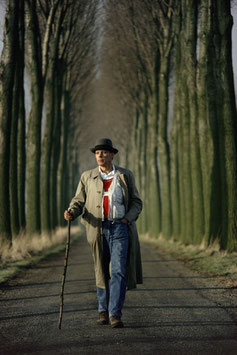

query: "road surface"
(0, 234), (237, 354)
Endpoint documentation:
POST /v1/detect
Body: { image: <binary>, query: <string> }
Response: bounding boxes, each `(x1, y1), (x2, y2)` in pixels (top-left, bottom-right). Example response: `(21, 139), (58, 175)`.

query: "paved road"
(0, 234), (237, 354)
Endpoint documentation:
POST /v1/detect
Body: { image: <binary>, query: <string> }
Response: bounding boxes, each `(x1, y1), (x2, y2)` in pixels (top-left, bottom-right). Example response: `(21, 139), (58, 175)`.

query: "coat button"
(97, 191), (101, 193)
(96, 205), (101, 208)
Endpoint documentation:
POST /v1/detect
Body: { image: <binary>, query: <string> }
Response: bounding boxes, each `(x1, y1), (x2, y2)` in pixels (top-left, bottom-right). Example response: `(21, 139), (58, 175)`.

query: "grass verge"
(0, 226), (83, 284)
(140, 234), (237, 287)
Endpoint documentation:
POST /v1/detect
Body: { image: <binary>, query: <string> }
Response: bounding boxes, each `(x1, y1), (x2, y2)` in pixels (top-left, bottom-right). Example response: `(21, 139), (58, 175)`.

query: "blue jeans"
(97, 220), (129, 317)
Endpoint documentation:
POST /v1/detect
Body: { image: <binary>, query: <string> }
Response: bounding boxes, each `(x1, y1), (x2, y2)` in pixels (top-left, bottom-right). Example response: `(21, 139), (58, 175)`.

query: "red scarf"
(103, 178), (113, 219)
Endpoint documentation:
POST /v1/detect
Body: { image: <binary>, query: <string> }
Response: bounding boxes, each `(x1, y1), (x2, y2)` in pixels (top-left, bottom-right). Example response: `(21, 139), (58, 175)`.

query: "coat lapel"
(115, 166), (129, 212)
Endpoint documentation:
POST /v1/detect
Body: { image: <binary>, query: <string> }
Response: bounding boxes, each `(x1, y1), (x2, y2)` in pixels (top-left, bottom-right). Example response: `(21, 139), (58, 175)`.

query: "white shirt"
(99, 165), (125, 220)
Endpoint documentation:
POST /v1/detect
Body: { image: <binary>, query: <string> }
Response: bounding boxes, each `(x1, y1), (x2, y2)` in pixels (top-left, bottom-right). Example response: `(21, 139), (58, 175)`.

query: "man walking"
(64, 138), (142, 328)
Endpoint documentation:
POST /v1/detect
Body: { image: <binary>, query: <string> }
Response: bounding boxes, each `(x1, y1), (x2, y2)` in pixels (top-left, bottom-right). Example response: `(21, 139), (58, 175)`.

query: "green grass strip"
(140, 234), (237, 284)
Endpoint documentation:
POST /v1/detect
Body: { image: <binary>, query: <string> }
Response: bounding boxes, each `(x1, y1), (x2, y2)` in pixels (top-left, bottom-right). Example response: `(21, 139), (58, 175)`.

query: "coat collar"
(91, 165), (125, 179)
(91, 167), (100, 179)
(115, 166), (125, 177)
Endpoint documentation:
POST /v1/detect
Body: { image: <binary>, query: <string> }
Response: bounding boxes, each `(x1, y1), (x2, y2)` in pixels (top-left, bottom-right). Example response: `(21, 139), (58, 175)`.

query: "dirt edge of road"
(0, 226), (83, 285)
(140, 234), (237, 289)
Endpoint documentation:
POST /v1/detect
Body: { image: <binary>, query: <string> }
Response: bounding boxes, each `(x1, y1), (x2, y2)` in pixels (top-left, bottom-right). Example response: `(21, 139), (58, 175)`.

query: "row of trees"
(0, 0), (96, 243)
(104, 0), (237, 251)
(0, 0), (236, 254)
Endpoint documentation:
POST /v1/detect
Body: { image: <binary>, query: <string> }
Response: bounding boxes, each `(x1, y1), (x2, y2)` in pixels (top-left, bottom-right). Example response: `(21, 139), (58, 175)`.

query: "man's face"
(95, 150), (114, 167)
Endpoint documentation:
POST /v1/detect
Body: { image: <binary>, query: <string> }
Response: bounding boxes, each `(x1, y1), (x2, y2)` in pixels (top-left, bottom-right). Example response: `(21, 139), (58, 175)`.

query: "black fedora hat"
(90, 138), (118, 154)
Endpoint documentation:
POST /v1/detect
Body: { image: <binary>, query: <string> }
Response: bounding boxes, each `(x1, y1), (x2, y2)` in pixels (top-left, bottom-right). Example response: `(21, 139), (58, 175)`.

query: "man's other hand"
(121, 218), (128, 224)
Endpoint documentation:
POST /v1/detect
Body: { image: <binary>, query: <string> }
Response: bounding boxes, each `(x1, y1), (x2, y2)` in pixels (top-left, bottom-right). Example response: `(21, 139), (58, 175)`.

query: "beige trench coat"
(69, 165), (143, 289)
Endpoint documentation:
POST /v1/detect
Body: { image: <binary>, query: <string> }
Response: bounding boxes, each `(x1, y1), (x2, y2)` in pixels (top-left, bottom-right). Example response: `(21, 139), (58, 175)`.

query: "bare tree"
(0, 0), (19, 242)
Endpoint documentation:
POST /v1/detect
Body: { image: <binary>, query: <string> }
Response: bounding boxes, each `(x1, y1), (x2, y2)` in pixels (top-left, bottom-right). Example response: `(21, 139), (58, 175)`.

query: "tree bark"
(57, 68), (70, 226)
(138, 97), (149, 235)
(170, 60), (181, 239)
(17, 0), (26, 230)
(10, 66), (20, 236)
(146, 99), (161, 238)
(9, 1), (25, 235)
(185, 1), (204, 244)
(214, 0), (237, 251)
(0, 0), (19, 241)
(40, 66), (55, 232)
(178, 6), (193, 244)
(197, 0), (221, 245)
(50, 73), (62, 229)
(25, 0), (44, 234)
(157, 57), (173, 239)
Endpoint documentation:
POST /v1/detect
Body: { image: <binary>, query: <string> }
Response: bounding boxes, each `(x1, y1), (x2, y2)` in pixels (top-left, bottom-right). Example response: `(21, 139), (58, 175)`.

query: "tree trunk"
(197, 0), (221, 245)
(178, 0), (193, 243)
(10, 66), (20, 236)
(170, 107), (181, 240)
(0, 0), (19, 241)
(10, 1), (25, 235)
(138, 97), (149, 235)
(40, 66), (55, 233)
(50, 73), (62, 229)
(146, 99), (161, 238)
(185, 1), (204, 244)
(170, 67), (181, 239)
(17, 0), (26, 230)
(25, 0), (44, 234)
(214, 0), (237, 251)
(170, 5), (182, 240)
(57, 68), (70, 226)
(17, 79), (26, 230)
(157, 57), (172, 239)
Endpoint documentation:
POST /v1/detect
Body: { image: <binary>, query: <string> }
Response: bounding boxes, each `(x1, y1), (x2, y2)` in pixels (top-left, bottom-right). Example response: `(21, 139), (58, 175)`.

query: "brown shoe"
(97, 311), (109, 325)
(109, 315), (124, 328)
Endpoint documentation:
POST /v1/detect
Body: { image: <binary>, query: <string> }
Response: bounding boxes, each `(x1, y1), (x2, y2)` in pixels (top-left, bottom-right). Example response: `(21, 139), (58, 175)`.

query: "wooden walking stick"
(58, 210), (72, 329)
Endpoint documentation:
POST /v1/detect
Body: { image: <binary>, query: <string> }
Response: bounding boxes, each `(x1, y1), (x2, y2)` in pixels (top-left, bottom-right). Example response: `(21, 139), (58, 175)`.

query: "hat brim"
(90, 145), (118, 154)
